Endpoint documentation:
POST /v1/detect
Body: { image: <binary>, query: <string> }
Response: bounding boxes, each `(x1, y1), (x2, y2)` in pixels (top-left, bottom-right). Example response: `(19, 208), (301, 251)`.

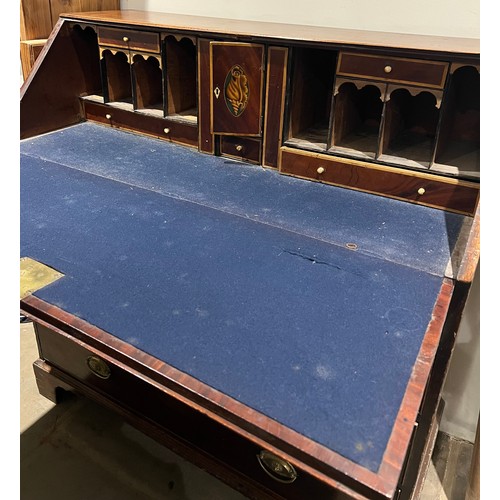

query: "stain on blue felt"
(20, 122), (466, 277)
(21, 152), (443, 472)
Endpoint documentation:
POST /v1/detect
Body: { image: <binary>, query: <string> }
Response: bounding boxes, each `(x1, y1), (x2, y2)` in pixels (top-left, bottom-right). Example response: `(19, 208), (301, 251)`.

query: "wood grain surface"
(279, 147), (479, 215)
(61, 10), (480, 57)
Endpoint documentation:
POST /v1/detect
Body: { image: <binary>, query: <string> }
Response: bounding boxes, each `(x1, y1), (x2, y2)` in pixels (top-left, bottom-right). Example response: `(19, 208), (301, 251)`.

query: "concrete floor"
(20, 322), (473, 499)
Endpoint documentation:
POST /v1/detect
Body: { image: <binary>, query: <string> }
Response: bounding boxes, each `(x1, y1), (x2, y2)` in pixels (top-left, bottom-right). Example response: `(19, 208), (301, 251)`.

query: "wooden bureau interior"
(20, 10), (480, 500)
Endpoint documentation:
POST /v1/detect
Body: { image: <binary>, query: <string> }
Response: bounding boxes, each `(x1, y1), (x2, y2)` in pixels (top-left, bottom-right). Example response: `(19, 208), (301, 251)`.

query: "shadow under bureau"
(20, 10), (479, 500)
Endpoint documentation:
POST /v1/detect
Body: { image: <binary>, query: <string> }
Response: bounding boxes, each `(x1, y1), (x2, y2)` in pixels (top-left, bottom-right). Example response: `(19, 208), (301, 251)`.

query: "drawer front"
(280, 148), (478, 215)
(337, 52), (449, 88)
(98, 26), (160, 53)
(83, 101), (198, 147)
(35, 323), (358, 500)
(220, 136), (262, 164)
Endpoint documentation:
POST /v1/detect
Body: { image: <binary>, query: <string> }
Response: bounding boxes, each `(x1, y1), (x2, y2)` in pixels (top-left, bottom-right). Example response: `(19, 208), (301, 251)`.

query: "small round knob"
(417, 187), (426, 195)
(122, 36), (129, 42)
(235, 145), (243, 152)
(384, 65), (392, 73)
(317, 166), (325, 175)
(105, 114), (112, 120)
(163, 128), (170, 134)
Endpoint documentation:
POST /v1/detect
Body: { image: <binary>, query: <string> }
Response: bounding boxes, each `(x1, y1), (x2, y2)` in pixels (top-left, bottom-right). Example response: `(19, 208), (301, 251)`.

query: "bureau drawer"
(280, 147), (478, 215)
(98, 26), (160, 53)
(337, 52), (449, 88)
(34, 323), (359, 500)
(220, 136), (262, 164)
(83, 100), (198, 147)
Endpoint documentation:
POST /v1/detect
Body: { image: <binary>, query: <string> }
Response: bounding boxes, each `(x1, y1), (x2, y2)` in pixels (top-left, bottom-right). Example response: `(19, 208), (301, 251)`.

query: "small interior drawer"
(98, 26), (160, 53)
(279, 147), (478, 215)
(337, 52), (449, 88)
(83, 100), (198, 148)
(220, 136), (262, 164)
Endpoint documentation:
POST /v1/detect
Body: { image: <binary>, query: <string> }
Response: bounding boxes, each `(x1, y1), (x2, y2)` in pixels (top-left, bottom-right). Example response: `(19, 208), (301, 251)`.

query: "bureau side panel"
(21, 20), (101, 139)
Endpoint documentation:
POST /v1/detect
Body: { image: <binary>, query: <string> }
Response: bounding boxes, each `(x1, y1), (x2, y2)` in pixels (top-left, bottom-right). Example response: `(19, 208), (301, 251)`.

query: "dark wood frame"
(20, 10), (480, 500)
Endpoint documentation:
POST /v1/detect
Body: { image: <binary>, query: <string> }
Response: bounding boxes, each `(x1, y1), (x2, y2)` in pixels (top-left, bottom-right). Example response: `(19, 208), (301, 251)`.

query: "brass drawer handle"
(122, 36), (129, 42)
(163, 128), (170, 134)
(384, 65), (392, 74)
(235, 145), (243, 152)
(105, 114), (112, 120)
(257, 450), (297, 483)
(86, 356), (111, 379)
(417, 187), (426, 195)
(316, 166), (325, 175)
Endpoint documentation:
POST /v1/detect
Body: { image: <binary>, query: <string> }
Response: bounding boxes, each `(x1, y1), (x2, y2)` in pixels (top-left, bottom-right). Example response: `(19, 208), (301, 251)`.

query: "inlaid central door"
(210, 42), (265, 136)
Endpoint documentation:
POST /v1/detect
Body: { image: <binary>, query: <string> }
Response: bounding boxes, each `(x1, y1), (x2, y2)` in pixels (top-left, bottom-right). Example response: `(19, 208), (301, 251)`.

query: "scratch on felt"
(279, 249), (368, 280)
(280, 249), (343, 270)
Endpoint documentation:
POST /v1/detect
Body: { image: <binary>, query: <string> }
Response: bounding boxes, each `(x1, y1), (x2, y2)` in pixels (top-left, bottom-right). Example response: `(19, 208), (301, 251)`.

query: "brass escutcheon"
(86, 356), (111, 379)
(257, 450), (297, 483)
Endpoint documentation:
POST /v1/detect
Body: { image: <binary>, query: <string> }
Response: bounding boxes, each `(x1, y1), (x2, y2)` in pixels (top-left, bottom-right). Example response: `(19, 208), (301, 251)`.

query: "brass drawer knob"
(122, 36), (129, 42)
(257, 450), (297, 483)
(417, 187), (426, 195)
(235, 145), (243, 152)
(86, 356), (111, 379)
(384, 65), (392, 73)
(105, 113), (112, 120)
(163, 128), (170, 134)
(316, 166), (325, 175)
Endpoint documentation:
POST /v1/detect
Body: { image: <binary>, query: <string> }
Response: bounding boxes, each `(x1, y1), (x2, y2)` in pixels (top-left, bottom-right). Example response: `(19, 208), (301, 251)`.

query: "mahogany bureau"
(20, 10), (479, 500)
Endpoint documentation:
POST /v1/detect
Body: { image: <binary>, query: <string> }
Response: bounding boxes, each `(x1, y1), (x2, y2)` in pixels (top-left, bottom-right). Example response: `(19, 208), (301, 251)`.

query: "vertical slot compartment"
(330, 79), (385, 159)
(164, 36), (197, 124)
(380, 87), (441, 168)
(70, 24), (102, 98)
(285, 47), (336, 151)
(101, 49), (133, 105)
(132, 53), (163, 116)
(433, 65), (480, 178)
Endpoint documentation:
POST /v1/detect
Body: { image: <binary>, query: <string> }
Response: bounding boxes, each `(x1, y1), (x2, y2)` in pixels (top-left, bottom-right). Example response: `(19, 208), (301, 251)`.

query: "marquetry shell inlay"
(224, 64), (249, 117)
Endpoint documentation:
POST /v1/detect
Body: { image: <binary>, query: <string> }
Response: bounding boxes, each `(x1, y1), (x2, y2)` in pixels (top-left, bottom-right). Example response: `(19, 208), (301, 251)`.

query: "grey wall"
(121, 0), (479, 38)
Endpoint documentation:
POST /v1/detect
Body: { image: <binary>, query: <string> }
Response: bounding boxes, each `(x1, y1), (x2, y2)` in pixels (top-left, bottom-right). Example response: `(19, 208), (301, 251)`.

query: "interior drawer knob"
(86, 356), (111, 379)
(257, 450), (297, 483)
(417, 187), (426, 195)
(163, 128), (170, 134)
(316, 166), (325, 175)
(105, 114), (112, 120)
(235, 144), (243, 152)
(122, 36), (129, 42)
(384, 65), (392, 73)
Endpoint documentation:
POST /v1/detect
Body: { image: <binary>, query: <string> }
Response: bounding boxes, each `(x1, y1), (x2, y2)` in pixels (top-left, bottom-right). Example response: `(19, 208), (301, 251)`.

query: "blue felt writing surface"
(21, 122), (466, 277)
(21, 124), (452, 471)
